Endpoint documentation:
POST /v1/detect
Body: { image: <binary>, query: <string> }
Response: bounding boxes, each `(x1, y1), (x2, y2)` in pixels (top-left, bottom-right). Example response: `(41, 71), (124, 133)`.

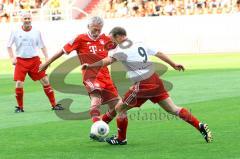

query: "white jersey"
(7, 27), (45, 58)
(109, 40), (158, 82)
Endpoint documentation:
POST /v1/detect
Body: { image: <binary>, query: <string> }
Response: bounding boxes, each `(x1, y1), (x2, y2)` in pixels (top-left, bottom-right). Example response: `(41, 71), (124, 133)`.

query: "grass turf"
(0, 53), (240, 159)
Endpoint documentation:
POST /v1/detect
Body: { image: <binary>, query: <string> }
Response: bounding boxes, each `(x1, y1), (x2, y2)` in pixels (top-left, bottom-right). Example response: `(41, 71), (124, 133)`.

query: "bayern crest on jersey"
(100, 39), (105, 45)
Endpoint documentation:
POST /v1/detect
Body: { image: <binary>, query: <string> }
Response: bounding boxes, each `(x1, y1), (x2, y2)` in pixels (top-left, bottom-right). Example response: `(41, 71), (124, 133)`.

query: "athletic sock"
(43, 85), (56, 107)
(15, 88), (23, 109)
(116, 115), (128, 141)
(102, 110), (117, 124)
(178, 108), (200, 130)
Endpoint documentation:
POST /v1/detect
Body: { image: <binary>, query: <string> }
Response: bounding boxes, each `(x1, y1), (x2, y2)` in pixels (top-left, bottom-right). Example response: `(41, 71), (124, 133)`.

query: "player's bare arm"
(39, 49), (64, 72)
(82, 56), (116, 70)
(7, 47), (16, 65)
(155, 52), (185, 71)
(41, 47), (49, 62)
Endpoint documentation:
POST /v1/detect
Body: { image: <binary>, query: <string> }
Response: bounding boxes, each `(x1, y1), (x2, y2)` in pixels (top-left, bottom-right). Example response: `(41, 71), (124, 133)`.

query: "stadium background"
(0, 0), (240, 159)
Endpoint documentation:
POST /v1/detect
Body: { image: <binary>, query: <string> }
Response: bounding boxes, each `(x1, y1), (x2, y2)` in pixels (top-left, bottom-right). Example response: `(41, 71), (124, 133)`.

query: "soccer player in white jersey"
(7, 12), (64, 113)
(82, 27), (213, 145)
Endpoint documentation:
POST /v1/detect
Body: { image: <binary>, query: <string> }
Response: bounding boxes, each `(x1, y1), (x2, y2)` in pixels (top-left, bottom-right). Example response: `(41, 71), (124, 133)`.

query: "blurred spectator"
(154, 0), (164, 16)
(144, 0), (157, 16)
(236, 0), (240, 12)
(19, 0), (35, 10)
(0, 0), (10, 22)
(115, 0), (128, 17)
(35, 0), (42, 8)
(163, 0), (176, 15)
(194, 0), (206, 14)
(104, 0), (116, 18)
(99, 0), (240, 17)
(217, 0), (231, 14)
(185, 0), (195, 15)
(176, 0), (185, 15)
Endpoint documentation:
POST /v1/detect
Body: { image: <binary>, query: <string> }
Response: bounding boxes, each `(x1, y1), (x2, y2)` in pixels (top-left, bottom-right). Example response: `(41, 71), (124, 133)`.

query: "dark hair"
(237, 0), (240, 4)
(109, 27), (127, 37)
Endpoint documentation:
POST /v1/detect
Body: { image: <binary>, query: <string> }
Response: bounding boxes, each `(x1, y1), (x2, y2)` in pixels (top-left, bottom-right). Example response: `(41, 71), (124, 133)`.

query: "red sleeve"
(63, 35), (81, 54)
(103, 35), (117, 51)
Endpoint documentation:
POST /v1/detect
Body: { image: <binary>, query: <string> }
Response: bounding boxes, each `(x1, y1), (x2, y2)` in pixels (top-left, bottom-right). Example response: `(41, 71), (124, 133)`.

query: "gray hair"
(88, 16), (104, 26)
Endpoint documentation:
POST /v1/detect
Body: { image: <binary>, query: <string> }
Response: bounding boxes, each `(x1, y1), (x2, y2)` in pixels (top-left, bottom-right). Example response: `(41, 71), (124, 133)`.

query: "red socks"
(43, 85), (56, 107)
(15, 88), (23, 109)
(102, 110), (117, 124)
(178, 108), (200, 130)
(116, 115), (128, 141)
(15, 85), (56, 109)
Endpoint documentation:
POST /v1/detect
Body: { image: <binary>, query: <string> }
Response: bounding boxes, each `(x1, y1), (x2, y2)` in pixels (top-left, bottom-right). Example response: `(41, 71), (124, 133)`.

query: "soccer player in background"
(82, 26), (213, 145)
(7, 12), (64, 113)
(39, 16), (121, 141)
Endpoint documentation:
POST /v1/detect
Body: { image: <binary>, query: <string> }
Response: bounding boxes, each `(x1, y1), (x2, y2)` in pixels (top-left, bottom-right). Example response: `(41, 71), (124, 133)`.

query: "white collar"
(87, 32), (102, 41)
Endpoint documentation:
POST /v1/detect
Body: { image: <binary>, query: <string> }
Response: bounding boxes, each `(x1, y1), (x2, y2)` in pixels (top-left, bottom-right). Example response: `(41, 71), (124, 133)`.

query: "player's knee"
(16, 81), (24, 88)
(40, 76), (50, 86)
(115, 102), (126, 113)
(108, 106), (116, 114)
(167, 105), (182, 115)
(108, 98), (121, 110)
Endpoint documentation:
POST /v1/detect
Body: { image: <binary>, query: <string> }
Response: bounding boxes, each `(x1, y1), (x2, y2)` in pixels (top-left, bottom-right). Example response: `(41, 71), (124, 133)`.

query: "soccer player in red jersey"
(39, 16), (121, 141)
(7, 12), (64, 113)
(82, 27), (213, 145)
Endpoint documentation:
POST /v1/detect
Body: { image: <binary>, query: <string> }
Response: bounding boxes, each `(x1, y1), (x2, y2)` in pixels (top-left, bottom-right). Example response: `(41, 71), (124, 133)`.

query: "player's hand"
(11, 58), (16, 65)
(172, 64), (185, 71)
(39, 62), (49, 72)
(81, 63), (89, 70)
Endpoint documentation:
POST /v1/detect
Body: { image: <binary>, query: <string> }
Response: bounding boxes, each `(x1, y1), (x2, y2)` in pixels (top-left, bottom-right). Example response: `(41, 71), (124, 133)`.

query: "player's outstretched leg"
(158, 97), (213, 143)
(15, 81), (24, 113)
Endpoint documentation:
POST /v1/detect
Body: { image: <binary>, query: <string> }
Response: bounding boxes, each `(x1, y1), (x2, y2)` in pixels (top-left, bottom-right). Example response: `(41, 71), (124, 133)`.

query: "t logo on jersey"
(89, 45), (97, 54)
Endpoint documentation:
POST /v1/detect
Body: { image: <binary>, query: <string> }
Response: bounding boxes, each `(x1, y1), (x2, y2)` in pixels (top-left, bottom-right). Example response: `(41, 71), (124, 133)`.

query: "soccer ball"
(90, 121), (109, 138)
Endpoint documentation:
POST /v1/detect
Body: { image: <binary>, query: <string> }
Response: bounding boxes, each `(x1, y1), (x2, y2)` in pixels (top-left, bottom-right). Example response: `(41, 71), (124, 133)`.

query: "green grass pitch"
(0, 53), (240, 159)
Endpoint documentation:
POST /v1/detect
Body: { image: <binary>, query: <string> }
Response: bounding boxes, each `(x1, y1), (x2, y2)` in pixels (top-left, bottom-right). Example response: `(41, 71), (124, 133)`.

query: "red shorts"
(83, 77), (119, 104)
(14, 56), (46, 81)
(123, 73), (169, 107)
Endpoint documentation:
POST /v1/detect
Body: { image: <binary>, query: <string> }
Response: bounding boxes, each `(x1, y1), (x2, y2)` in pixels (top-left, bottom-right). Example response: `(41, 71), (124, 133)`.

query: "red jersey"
(63, 33), (112, 81)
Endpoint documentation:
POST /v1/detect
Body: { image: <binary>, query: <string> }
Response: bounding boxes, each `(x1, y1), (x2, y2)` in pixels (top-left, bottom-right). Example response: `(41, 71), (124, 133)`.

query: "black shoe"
(89, 133), (106, 142)
(106, 135), (127, 145)
(52, 104), (64, 110)
(15, 106), (24, 113)
(199, 123), (213, 143)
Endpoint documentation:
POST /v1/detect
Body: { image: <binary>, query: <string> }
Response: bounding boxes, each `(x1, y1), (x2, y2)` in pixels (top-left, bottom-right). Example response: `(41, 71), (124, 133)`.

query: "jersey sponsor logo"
(89, 45), (97, 54)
